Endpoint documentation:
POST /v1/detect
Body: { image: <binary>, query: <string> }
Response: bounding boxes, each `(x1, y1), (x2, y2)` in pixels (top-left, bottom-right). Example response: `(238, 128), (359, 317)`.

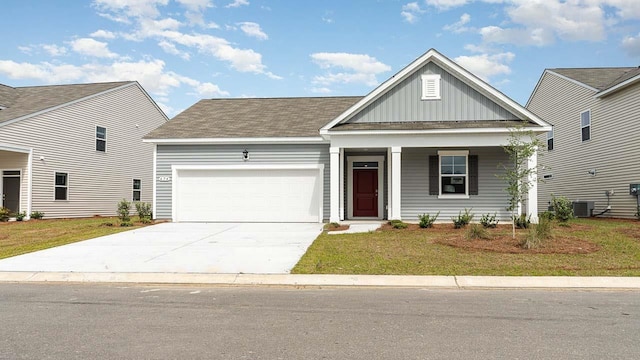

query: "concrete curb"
(1, 272), (639, 289)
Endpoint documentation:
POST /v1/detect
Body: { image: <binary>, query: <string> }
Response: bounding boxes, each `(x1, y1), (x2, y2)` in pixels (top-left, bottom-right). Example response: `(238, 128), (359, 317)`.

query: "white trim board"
(346, 155), (384, 220)
(144, 137), (327, 144)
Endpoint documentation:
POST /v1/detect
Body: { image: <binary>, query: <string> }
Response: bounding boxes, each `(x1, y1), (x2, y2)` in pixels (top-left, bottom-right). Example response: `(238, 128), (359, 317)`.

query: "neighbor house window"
(54, 172), (68, 200)
(96, 126), (106, 152)
(580, 110), (590, 142)
(439, 150), (468, 196)
(547, 127), (554, 150)
(133, 179), (141, 201)
(421, 74), (441, 100)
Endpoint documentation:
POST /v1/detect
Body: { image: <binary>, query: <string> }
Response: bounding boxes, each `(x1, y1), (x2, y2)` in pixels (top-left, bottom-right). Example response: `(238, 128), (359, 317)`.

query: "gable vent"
(421, 74), (441, 100)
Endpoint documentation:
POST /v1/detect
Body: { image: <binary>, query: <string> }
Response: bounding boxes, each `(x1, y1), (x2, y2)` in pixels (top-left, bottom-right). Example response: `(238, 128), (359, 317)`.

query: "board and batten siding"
(155, 144), (331, 220)
(0, 150), (29, 212)
(400, 147), (512, 221)
(347, 62), (518, 123)
(528, 72), (640, 218)
(0, 84), (165, 218)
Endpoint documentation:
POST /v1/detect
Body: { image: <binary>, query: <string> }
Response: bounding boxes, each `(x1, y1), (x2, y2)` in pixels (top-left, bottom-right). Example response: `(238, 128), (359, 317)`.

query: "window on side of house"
(547, 127), (554, 150)
(580, 110), (590, 142)
(438, 150), (469, 197)
(421, 74), (441, 100)
(96, 126), (107, 152)
(133, 179), (141, 201)
(54, 172), (68, 200)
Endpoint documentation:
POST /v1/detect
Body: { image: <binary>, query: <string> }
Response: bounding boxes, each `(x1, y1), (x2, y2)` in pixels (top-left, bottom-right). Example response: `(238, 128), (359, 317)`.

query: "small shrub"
(452, 208), (474, 229)
(521, 216), (553, 249)
(117, 199), (131, 223)
(30, 211), (45, 220)
(479, 212), (499, 228)
(120, 221), (133, 227)
(539, 211), (555, 221)
(418, 212), (439, 228)
(101, 222), (114, 227)
(465, 223), (490, 240)
(15, 211), (26, 221)
(134, 202), (152, 223)
(551, 195), (573, 223)
(0, 207), (10, 222)
(513, 213), (531, 229)
(389, 219), (408, 229)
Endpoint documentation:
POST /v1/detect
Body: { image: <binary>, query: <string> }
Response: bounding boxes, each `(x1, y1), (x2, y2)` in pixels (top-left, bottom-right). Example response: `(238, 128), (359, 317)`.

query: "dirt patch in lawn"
(379, 222), (600, 254)
(324, 224), (350, 232)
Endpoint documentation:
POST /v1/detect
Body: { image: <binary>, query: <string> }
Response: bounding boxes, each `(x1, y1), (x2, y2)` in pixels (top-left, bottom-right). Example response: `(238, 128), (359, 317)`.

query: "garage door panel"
(175, 168), (321, 222)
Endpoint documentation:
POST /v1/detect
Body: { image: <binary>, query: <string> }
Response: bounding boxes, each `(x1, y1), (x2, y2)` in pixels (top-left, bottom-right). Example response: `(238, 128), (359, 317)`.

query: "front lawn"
(0, 217), (150, 260)
(292, 218), (640, 276)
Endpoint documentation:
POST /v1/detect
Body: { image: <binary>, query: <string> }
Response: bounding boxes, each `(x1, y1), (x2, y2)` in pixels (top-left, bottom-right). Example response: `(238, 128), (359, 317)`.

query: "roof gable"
(548, 67), (636, 91)
(321, 48), (549, 133)
(0, 81), (135, 126)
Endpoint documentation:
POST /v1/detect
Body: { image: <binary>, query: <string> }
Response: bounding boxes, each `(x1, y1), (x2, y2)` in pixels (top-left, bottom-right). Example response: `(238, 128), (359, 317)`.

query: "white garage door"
(174, 165), (323, 222)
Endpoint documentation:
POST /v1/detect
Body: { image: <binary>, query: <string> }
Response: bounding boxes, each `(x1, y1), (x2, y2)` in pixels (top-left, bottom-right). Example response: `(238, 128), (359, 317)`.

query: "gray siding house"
(145, 49), (550, 223)
(0, 81), (168, 219)
(527, 66), (640, 218)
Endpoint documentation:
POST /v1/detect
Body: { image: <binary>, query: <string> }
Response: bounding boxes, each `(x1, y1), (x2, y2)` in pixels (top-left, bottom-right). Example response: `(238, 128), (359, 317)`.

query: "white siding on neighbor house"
(529, 72), (640, 218)
(0, 84), (165, 218)
(401, 147), (512, 221)
(155, 144), (331, 220)
(347, 62), (518, 123)
(0, 150), (29, 213)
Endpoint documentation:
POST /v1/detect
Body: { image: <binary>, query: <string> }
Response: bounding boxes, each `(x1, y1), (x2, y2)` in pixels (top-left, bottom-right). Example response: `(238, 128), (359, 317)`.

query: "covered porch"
(0, 143), (32, 217)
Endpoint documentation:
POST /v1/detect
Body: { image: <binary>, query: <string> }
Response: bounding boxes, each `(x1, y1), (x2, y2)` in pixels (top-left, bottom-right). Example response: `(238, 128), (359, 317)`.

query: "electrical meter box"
(630, 184), (640, 195)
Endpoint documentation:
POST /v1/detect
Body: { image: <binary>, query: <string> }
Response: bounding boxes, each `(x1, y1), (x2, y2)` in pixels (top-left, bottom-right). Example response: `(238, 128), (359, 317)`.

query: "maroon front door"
(353, 169), (378, 217)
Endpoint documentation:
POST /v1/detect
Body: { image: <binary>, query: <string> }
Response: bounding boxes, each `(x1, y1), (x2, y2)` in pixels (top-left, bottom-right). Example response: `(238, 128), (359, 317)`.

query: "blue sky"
(2, 0), (639, 117)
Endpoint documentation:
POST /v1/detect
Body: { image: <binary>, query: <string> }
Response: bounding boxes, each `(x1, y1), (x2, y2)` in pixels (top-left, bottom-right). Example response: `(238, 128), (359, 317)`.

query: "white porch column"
(339, 148), (345, 221)
(391, 146), (402, 220)
(330, 147), (341, 223)
(527, 148), (539, 224)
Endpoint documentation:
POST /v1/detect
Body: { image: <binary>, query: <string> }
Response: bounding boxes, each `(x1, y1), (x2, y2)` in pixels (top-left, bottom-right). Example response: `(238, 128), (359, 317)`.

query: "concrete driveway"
(0, 222), (323, 274)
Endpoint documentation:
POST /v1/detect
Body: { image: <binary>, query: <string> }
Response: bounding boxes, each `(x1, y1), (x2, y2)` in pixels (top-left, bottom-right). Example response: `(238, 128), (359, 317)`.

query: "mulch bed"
(325, 224), (350, 232)
(379, 222), (601, 254)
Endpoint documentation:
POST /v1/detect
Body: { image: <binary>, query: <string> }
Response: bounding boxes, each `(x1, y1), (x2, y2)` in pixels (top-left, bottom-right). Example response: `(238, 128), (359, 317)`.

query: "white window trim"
(1, 169), (22, 212)
(96, 125), (107, 152)
(133, 178), (141, 202)
(580, 110), (591, 142)
(438, 150), (469, 199)
(421, 74), (441, 100)
(54, 171), (69, 201)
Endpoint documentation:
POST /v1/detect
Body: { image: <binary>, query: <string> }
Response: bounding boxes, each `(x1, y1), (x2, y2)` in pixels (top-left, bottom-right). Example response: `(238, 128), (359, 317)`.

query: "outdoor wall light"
(242, 149), (249, 161)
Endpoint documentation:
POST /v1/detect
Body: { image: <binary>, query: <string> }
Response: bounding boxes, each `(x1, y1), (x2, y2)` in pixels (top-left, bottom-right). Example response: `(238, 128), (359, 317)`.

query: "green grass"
(0, 217), (149, 259)
(292, 218), (640, 276)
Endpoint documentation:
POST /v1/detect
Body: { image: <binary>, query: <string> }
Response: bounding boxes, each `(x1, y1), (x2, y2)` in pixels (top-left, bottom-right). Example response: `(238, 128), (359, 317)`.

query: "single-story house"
(0, 81), (168, 219)
(144, 49), (551, 223)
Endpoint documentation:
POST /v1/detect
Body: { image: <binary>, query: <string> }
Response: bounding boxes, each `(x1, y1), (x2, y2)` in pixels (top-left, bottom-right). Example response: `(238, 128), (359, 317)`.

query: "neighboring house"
(527, 66), (640, 218)
(144, 49), (550, 223)
(0, 81), (168, 219)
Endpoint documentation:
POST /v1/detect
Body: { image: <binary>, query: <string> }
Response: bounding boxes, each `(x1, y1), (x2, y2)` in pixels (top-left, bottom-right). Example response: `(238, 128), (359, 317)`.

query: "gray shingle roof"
(550, 67), (638, 91)
(0, 81), (133, 124)
(144, 97), (363, 139)
(330, 120), (531, 131)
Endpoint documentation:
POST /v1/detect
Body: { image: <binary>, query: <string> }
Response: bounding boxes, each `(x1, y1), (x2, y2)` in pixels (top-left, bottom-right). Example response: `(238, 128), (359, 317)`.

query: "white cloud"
(604, 0), (640, 20)
(311, 52), (391, 87)
(90, 29), (117, 39)
(93, 0), (169, 20)
(225, 0), (249, 8)
(443, 13), (471, 33)
(69, 38), (118, 58)
(622, 33), (640, 57)
(426, 0), (470, 10)
(401, 2), (425, 24)
(454, 52), (515, 81)
(194, 82), (229, 97)
(176, 0), (212, 26)
(41, 44), (67, 56)
(18, 46), (33, 55)
(158, 40), (190, 60)
(237, 22), (268, 40)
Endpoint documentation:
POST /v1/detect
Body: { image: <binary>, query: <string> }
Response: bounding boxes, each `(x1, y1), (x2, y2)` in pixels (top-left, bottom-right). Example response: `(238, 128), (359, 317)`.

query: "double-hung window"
(439, 150), (468, 197)
(547, 127), (554, 150)
(580, 110), (590, 142)
(96, 126), (106, 152)
(133, 179), (141, 201)
(55, 172), (68, 200)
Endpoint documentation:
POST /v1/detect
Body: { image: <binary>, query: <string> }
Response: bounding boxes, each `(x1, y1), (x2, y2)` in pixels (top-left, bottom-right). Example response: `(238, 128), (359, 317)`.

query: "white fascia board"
(0, 82), (137, 129)
(330, 132), (515, 148)
(326, 126), (551, 137)
(0, 142), (32, 153)
(143, 137), (327, 144)
(172, 164), (324, 171)
(595, 74), (640, 98)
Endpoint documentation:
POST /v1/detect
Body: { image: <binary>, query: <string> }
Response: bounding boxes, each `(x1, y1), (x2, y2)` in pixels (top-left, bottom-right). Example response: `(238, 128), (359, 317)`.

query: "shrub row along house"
(143, 49), (551, 223)
(527, 66), (640, 218)
(0, 82), (167, 219)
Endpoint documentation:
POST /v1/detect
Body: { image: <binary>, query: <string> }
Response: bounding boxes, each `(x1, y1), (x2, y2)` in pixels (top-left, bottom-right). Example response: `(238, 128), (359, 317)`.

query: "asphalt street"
(1, 284), (638, 359)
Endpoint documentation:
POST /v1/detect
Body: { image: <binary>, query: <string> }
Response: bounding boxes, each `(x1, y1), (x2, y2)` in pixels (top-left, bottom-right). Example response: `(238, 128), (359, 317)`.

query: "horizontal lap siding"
(529, 73), (640, 218)
(401, 147), (511, 221)
(155, 144), (330, 220)
(348, 62), (517, 123)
